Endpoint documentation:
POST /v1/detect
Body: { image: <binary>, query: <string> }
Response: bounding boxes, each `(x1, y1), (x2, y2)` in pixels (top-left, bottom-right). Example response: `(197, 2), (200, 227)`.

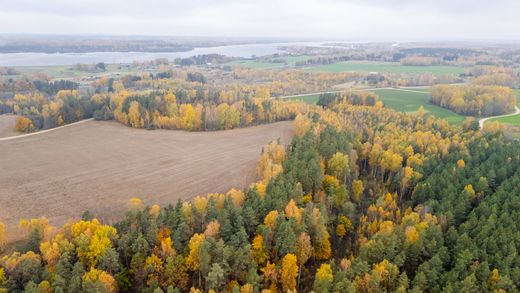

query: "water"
(0, 42), (330, 67)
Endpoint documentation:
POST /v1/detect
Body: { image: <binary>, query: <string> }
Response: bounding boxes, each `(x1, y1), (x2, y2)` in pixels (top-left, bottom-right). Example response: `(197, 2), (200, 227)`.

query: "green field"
(285, 94), (320, 104)
(373, 89), (465, 124)
(306, 61), (465, 76)
(401, 87), (430, 92)
(490, 115), (520, 125)
(15, 64), (139, 79)
(286, 88), (466, 124)
(225, 55), (314, 69)
(224, 60), (286, 69)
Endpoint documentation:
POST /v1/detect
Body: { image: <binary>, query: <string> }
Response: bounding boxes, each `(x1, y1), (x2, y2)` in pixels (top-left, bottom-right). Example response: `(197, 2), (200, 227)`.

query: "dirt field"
(0, 114), (19, 138)
(0, 120), (293, 242)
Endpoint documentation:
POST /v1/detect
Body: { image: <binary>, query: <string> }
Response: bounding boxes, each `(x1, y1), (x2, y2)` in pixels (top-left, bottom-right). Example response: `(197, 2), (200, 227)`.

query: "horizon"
(2, 33), (520, 45)
(2, 0), (520, 41)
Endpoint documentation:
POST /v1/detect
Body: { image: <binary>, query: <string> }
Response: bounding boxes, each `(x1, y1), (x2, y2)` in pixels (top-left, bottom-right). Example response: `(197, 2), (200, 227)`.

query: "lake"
(0, 42), (331, 66)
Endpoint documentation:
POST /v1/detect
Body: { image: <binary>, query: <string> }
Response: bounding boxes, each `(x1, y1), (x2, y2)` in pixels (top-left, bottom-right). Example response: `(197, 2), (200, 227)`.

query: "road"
(3, 86), (516, 138)
(0, 118), (94, 142)
(0, 87), (422, 140)
(479, 106), (520, 129)
(279, 87), (520, 131)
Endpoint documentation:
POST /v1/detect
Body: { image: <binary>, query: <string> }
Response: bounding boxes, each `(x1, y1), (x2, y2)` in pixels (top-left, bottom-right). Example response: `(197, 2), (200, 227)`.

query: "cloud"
(0, 0), (519, 40)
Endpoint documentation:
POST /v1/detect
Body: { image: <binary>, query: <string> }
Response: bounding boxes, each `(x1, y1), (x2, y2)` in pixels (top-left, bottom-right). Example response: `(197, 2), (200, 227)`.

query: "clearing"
(284, 88), (465, 124)
(225, 56), (314, 69)
(0, 120), (293, 242)
(11, 64), (144, 80)
(372, 89), (465, 124)
(305, 61), (465, 76)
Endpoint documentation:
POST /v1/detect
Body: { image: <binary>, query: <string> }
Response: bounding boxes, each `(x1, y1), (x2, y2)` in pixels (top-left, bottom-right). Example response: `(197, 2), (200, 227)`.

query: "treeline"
(72, 63), (107, 72)
(0, 37), (194, 53)
(174, 54), (234, 67)
(400, 56), (442, 66)
(294, 56), (351, 67)
(316, 91), (380, 108)
(11, 90), (100, 132)
(2, 66), (360, 133)
(2, 99), (518, 291)
(0, 67), (19, 76)
(468, 66), (520, 88)
(33, 80), (79, 96)
(0, 77), (79, 97)
(429, 84), (517, 117)
(91, 68), (359, 100)
(100, 90), (307, 131)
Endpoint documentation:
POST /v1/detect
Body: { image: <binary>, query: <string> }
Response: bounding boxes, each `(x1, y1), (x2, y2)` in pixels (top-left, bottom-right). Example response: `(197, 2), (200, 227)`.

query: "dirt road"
(479, 106), (520, 129)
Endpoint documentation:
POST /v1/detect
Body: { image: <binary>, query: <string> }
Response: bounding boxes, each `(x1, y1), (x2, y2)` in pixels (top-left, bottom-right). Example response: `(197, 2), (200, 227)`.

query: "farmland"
(285, 93), (320, 104)
(306, 61), (466, 76)
(225, 55), (313, 69)
(0, 120), (293, 242)
(12, 64), (141, 79)
(0, 114), (19, 138)
(225, 60), (285, 69)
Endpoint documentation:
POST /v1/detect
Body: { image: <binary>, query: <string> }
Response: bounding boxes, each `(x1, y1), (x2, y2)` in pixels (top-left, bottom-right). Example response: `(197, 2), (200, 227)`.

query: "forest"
(1, 39), (520, 292)
(1, 67), (359, 132)
(429, 84), (517, 117)
(316, 91), (380, 108)
(0, 93), (518, 292)
(4, 0), (520, 290)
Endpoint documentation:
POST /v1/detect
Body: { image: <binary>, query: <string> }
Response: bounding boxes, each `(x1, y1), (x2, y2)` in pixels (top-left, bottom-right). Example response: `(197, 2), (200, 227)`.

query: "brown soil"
(0, 114), (19, 138)
(0, 120), (293, 242)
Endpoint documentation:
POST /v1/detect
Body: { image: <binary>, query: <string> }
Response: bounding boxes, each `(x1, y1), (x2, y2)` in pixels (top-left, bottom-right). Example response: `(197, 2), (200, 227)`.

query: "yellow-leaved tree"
(70, 219), (118, 267)
(314, 264), (334, 292)
(0, 221), (5, 252)
(128, 101), (144, 128)
(352, 179), (364, 203)
(295, 233), (312, 288)
(280, 253), (298, 292)
(251, 234), (267, 266)
(186, 233), (205, 271)
(15, 116), (35, 133)
(83, 268), (117, 293)
(328, 152), (350, 182)
(293, 114), (311, 137)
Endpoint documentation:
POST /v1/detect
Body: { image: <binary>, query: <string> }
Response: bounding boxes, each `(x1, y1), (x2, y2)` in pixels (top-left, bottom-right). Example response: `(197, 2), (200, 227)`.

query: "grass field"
(225, 60), (286, 69)
(286, 94), (321, 104)
(0, 120), (293, 242)
(225, 55), (314, 69)
(285, 88), (466, 124)
(489, 115), (520, 125)
(372, 89), (464, 124)
(306, 61), (466, 76)
(15, 64), (140, 79)
(401, 87), (430, 92)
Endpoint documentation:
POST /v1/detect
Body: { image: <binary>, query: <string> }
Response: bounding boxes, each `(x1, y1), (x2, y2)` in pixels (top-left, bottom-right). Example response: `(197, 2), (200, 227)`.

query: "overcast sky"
(1, 0), (519, 41)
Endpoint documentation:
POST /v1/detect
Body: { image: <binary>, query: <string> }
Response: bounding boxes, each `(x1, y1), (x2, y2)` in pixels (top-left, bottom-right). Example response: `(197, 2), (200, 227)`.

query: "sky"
(1, 0), (520, 41)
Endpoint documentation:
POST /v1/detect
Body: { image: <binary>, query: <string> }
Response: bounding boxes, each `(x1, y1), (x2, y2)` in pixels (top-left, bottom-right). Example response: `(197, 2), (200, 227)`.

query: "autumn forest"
(1, 28), (520, 293)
